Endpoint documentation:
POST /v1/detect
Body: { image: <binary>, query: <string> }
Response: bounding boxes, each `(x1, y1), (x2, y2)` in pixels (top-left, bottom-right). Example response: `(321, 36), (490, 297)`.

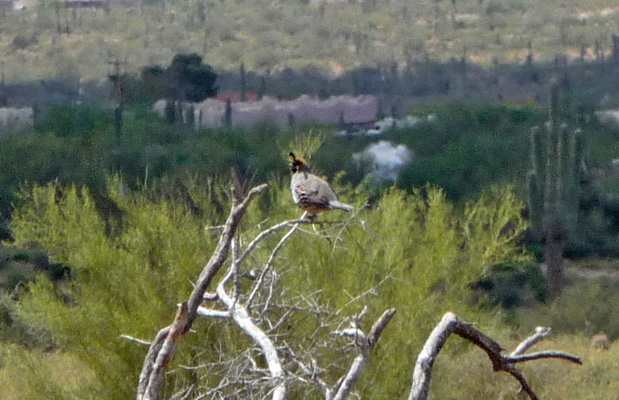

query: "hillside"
(1, 0), (619, 82)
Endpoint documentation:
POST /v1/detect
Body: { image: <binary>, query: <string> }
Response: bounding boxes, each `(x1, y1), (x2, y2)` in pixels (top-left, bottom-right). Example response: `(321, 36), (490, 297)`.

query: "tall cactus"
(240, 63), (247, 102)
(527, 80), (584, 299)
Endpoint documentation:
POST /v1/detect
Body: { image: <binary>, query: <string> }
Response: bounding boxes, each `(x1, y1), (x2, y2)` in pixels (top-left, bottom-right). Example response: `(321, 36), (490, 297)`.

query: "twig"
(510, 326), (551, 356)
(217, 280), (288, 400)
(334, 275), (391, 317)
(247, 213), (306, 311)
(503, 351), (583, 364)
(237, 216), (309, 267)
(120, 335), (152, 346)
(331, 210), (360, 253)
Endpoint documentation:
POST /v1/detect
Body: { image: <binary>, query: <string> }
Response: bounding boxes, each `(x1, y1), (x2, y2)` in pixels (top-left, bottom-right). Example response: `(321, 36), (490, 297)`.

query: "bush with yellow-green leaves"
(2, 177), (533, 399)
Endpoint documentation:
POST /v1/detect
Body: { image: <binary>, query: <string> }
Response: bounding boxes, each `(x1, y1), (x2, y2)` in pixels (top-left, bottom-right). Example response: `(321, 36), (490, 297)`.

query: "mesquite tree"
(526, 80), (584, 299)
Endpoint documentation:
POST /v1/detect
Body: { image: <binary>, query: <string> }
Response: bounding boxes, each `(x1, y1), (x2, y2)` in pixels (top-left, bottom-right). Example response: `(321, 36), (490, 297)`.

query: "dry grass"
(0, 345), (96, 400)
(1, 334), (617, 399)
(431, 334), (619, 399)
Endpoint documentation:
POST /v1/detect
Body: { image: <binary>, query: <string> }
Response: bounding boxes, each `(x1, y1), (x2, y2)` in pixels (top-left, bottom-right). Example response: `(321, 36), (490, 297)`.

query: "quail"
(289, 152), (353, 214)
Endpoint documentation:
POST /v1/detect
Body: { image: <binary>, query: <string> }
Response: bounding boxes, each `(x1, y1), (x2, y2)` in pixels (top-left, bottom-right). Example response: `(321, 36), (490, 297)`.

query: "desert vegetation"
(2, 0), (619, 81)
(0, 0), (619, 399)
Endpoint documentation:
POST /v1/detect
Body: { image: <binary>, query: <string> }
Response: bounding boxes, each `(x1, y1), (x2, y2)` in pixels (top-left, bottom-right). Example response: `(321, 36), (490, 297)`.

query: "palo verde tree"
(526, 79), (585, 299)
(4, 174), (542, 400)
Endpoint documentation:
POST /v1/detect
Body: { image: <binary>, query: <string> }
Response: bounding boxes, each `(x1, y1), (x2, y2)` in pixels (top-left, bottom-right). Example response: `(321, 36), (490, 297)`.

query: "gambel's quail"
(289, 152), (353, 214)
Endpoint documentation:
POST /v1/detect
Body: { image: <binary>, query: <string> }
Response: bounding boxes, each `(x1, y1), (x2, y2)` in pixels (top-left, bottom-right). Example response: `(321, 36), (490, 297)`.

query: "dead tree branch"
(510, 326), (550, 356)
(136, 184), (390, 400)
(217, 278), (288, 400)
(247, 213), (307, 311)
(120, 335), (152, 346)
(185, 184), (268, 328)
(189, 214), (310, 399)
(237, 216), (309, 267)
(331, 308), (397, 400)
(138, 303), (189, 400)
(408, 312), (582, 400)
(136, 184), (267, 400)
(194, 208), (390, 400)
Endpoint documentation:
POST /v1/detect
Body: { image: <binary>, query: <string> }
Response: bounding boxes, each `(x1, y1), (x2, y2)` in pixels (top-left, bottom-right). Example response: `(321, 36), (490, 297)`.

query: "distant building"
(0, 107), (34, 132)
(217, 91), (260, 103)
(0, 0), (24, 10)
(13, 0), (142, 8)
(154, 95), (378, 129)
(65, 0), (109, 9)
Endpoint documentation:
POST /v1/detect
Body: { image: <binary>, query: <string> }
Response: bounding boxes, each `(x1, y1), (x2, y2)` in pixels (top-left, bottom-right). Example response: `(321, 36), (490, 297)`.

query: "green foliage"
(0, 292), (54, 349)
(6, 178), (529, 399)
(3, 0), (619, 82)
(11, 179), (222, 398)
(167, 53), (218, 102)
(394, 102), (540, 201)
(0, 104), (285, 225)
(39, 104), (113, 138)
(516, 277), (619, 341)
(473, 261), (546, 309)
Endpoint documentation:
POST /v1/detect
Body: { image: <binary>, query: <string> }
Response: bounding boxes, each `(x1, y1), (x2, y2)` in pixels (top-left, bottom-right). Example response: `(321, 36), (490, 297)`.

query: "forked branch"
(408, 312), (582, 400)
(331, 308), (397, 400)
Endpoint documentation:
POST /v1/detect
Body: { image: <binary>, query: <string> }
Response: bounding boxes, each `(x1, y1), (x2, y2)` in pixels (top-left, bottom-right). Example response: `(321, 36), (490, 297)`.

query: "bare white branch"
(203, 292), (218, 301)
(237, 216), (309, 267)
(218, 277), (288, 400)
(331, 308), (396, 400)
(196, 307), (231, 319)
(503, 351), (583, 364)
(510, 326), (552, 356)
(247, 214), (306, 310)
(137, 184), (267, 400)
(334, 328), (366, 342)
(120, 335), (152, 346)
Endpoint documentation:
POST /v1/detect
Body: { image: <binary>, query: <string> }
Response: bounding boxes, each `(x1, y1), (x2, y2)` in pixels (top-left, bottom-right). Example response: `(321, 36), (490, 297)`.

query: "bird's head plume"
(289, 152), (311, 173)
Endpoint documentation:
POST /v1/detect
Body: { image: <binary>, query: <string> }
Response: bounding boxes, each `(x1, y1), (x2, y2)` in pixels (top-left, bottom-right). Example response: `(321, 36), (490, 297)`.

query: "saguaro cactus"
(527, 81), (584, 299)
(240, 63), (247, 102)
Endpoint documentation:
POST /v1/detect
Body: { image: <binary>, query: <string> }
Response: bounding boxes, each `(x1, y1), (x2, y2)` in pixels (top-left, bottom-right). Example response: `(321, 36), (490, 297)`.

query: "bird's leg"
(306, 214), (334, 245)
(319, 223), (333, 246)
(309, 214), (321, 234)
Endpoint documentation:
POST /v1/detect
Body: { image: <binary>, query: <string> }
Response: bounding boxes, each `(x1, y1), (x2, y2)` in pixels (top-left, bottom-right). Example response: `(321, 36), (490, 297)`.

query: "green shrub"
(3, 271), (29, 291)
(473, 261), (546, 309)
(394, 103), (541, 201)
(6, 179), (529, 399)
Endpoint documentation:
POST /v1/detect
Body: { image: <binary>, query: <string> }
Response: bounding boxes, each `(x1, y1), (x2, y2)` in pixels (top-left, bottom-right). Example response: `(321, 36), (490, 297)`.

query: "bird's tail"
(329, 201), (354, 212)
